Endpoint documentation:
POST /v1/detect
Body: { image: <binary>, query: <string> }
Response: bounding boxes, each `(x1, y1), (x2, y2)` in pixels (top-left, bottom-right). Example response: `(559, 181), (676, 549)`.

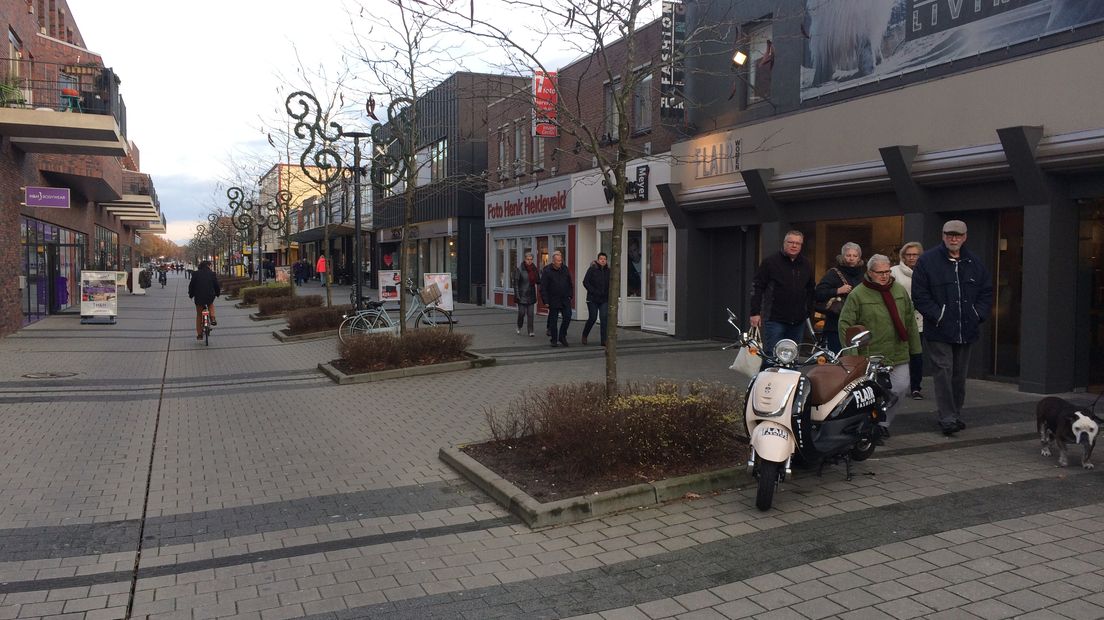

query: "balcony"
(0, 58), (127, 156)
(102, 170), (161, 223)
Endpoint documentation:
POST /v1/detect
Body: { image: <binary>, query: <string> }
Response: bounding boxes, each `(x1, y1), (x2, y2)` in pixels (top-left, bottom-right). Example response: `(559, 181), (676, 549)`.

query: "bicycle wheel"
(338, 315), (364, 344)
(204, 324), (210, 347)
(362, 309), (391, 332)
(415, 307), (453, 333)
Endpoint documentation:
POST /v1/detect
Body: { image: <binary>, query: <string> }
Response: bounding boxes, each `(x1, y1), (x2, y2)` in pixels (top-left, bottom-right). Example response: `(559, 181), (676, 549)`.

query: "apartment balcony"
(102, 170), (160, 222)
(0, 59), (127, 156)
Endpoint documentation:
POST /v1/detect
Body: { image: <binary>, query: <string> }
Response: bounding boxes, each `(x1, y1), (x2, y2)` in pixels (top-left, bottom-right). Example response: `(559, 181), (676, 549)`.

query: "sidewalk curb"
(249, 312), (285, 321)
(318, 352), (496, 385)
(439, 445), (744, 529)
(273, 328), (337, 343)
(234, 302), (255, 309)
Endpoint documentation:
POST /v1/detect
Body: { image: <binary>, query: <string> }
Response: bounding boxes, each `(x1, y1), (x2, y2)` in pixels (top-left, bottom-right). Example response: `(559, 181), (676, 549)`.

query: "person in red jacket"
(315, 253), (327, 287)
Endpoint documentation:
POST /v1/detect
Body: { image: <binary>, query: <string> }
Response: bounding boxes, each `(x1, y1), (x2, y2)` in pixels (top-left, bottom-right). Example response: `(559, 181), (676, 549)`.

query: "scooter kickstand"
(817, 460), (826, 478)
(844, 456), (854, 482)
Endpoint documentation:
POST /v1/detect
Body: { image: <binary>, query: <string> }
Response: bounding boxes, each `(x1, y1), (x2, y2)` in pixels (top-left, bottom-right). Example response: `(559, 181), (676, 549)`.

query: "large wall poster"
(801, 0), (1104, 101)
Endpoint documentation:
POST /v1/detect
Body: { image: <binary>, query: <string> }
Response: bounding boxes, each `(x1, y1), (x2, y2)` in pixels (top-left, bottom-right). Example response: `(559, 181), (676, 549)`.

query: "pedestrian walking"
(911, 220), (994, 436)
(750, 231), (815, 357)
(293, 260), (304, 286)
(540, 250), (573, 348)
(837, 254), (921, 438)
(892, 242), (925, 399)
(815, 242), (865, 353)
(581, 252), (610, 346)
(316, 253), (327, 287)
(513, 253), (540, 337)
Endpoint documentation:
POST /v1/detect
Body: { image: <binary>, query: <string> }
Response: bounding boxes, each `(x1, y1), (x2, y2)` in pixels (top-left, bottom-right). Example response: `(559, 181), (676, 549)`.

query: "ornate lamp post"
(285, 91), (408, 311)
(227, 187), (291, 283)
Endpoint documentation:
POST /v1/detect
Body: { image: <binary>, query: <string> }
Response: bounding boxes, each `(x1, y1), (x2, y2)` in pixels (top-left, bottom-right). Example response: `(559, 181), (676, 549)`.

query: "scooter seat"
(805, 355), (867, 405)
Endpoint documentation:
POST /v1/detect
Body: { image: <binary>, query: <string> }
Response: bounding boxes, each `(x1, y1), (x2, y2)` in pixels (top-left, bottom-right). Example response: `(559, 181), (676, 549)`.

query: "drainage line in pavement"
(124, 285), (177, 619)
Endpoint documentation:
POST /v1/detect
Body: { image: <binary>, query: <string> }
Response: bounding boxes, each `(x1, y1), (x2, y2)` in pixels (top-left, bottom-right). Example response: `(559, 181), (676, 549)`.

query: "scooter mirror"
(850, 330), (872, 348)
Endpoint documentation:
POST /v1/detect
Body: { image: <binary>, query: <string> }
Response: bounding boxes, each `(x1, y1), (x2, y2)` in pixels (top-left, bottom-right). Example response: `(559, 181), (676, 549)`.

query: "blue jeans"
(547, 306), (571, 343)
(582, 301), (608, 344)
(761, 320), (805, 361)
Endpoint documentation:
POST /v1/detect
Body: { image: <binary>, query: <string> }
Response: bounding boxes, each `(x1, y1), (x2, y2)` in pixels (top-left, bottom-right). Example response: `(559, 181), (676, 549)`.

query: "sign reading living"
(487, 190), (568, 222)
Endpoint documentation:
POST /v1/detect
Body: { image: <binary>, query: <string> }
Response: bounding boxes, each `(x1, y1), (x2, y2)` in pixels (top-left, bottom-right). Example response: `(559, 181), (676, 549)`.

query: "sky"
(66, 1), (656, 245)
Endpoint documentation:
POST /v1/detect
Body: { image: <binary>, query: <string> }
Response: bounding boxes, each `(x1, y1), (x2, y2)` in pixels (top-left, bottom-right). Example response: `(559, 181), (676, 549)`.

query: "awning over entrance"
(289, 223), (357, 243)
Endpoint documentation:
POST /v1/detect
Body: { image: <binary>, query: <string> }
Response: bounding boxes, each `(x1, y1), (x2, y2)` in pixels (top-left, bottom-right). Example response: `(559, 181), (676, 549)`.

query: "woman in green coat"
(837, 254), (921, 435)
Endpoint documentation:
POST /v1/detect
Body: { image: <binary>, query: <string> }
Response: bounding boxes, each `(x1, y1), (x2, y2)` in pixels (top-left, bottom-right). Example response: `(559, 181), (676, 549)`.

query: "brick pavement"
(0, 272), (1100, 619)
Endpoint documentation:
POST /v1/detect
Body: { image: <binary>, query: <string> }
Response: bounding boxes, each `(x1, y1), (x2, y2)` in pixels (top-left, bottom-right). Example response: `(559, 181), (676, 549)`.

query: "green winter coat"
(837, 279), (921, 366)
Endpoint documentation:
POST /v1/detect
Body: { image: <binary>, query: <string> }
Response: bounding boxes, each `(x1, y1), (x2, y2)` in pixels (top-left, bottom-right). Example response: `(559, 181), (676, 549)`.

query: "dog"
(1036, 396), (1101, 470)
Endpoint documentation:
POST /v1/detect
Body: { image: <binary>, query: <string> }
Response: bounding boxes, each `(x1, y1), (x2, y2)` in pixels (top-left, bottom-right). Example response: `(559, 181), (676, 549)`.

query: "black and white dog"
(1037, 396), (1101, 470)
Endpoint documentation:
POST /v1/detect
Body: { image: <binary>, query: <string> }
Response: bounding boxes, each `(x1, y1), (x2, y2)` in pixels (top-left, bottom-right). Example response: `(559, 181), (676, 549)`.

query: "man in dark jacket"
(581, 252), (610, 346)
(750, 231), (815, 356)
(911, 220), (993, 436)
(188, 261), (222, 341)
(540, 250), (574, 348)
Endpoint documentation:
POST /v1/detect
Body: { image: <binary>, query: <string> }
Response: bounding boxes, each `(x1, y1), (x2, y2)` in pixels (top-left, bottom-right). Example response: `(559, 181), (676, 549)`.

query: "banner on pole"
(533, 71), (558, 137)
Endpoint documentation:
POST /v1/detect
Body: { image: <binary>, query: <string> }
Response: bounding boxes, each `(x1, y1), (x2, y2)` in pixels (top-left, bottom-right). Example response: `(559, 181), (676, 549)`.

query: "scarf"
(862, 277), (908, 342)
(524, 262), (539, 285)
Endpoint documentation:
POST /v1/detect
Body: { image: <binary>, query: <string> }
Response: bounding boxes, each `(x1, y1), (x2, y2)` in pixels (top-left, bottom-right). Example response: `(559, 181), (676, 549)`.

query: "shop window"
(513, 121), (525, 176)
(507, 239), (518, 286)
(599, 231), (612, 258)
(627, 230), (642, 297)
(497, 126), (508, 180)
(533, 136), (545, 171)
(496, 238), (507, 288)
(552, 234), (566, 268)
(430, 138), (447, 182)
(537, 236), (550, 267)
(646, 227), (668, 302)
(741, 20), (773, 104)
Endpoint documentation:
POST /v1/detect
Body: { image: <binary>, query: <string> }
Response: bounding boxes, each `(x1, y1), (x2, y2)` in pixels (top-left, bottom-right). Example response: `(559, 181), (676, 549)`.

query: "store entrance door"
(1077, 200), (1104, 391)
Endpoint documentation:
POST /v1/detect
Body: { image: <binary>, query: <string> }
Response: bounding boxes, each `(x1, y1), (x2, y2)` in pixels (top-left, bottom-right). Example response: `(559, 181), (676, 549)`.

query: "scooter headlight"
(774, 339), (799, 365)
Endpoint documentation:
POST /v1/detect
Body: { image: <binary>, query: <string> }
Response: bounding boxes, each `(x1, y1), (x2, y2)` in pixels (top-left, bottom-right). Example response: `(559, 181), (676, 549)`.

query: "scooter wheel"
(756, 459), (781, 511)
(851, 438), (876, 462)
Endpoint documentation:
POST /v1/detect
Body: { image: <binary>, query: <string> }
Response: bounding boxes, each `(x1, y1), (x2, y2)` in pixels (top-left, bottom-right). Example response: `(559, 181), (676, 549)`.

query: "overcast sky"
(66, 1), (653, 244)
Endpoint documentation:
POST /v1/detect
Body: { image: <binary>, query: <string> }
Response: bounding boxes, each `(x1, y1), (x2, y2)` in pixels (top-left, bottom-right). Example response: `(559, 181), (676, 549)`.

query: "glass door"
(1079, 201), (1104, 391)
(993, 210), (1023, 378)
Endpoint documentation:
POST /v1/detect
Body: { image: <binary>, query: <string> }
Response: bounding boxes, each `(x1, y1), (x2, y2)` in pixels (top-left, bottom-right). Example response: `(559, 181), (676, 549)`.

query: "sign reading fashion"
(801, 0), (1104, 101)
(532, 71), (558, 138)
(487, 190), (568, 222)
(659, 1), (686, 119)
(694, 137), (741, 179)
(24, 186), (70, 208)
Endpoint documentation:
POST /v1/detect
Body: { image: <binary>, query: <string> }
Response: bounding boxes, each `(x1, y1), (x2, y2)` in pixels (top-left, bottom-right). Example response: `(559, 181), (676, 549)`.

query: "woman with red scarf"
(837, 254), (921, 437)
(513, 253), (541, 337)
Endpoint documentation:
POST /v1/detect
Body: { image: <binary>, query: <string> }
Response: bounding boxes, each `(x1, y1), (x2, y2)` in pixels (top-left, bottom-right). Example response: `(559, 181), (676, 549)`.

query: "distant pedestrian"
(513, 253), (540, 337)
(581, 252), (610, 346)
(750, 231), (815, 357)
(316, 253), (327, 287)
(912, 220), (993, 437)
(540, 250), (573, 348)
(838, 254), (920, 437)
(293, 260), (304, 286)
(892, 242), (925, 399)
(815, 242), (865, 353)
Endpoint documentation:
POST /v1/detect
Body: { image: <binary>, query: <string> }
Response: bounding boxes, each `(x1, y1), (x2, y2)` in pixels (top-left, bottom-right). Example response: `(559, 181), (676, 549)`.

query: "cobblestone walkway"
(0, 274), (1100, 619)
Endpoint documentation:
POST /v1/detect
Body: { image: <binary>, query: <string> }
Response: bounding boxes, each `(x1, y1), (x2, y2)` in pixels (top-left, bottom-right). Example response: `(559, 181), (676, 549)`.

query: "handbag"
(729, 326), (762, 381)
(815, 268), (846, 316)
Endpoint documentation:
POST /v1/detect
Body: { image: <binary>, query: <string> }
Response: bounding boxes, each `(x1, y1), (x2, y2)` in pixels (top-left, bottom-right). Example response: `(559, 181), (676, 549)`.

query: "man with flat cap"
(911, 219), (993, 436)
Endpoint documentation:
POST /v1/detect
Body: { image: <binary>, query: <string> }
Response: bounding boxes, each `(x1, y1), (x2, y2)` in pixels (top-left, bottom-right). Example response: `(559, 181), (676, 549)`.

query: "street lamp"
(285, 91), (409, 311)
(228, 187), (290, 283)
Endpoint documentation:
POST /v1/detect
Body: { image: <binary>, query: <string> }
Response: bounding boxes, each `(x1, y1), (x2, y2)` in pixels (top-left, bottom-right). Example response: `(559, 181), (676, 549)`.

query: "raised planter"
(440, 446), (744, 529)
(273, 328), (337, 342)
(234, 302), (255, 309)
(318, 352), (496, 385)
(249, 312), (285, 321)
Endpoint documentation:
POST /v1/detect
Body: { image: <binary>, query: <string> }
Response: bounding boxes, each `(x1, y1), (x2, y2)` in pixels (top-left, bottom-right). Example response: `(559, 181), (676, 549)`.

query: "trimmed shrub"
(286, 305), (351, 335)
(339, 330), (473, 373)
(241, 284), (292, 305)
(257, 294), (322, 316)
(484, 381), (744, 477)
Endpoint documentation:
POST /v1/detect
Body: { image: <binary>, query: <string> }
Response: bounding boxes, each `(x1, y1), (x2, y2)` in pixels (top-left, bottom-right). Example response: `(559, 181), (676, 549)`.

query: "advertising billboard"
(801, 0), (1104, 101)
(533, 71), (558, 137)
(80, 271), (118, 318)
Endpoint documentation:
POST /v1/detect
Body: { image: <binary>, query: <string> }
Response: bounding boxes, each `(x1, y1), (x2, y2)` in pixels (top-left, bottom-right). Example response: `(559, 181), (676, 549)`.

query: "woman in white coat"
(892, 242), (924, 399)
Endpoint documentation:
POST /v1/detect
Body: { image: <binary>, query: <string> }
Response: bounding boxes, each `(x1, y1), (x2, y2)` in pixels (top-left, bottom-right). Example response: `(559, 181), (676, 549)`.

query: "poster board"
(80, 271), (118, 319)
(378, 270), (401, 303)
(424, 273), (454, 311)
(276, 266), (291, 283)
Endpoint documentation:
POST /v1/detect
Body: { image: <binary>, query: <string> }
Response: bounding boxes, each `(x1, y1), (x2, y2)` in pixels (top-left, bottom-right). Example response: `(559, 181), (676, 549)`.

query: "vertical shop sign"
(533, 71), (559, 137)
(659, 1), (686, 119)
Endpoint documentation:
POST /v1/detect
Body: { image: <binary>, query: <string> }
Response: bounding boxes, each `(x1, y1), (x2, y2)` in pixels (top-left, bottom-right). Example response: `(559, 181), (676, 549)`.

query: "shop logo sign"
(487, 190), (568, 221)
(24, 186), (70, 208)
(694, 138), (741, 179)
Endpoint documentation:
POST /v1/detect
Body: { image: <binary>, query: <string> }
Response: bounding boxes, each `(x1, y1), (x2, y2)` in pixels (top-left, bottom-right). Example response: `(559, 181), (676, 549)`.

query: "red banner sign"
(533, 71), (558, 138)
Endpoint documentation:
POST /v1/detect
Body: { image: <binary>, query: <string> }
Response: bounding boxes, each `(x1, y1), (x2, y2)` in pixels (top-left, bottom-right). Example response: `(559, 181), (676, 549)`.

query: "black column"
(997, 126), (1077, 393)
(740, 168), (788, 258)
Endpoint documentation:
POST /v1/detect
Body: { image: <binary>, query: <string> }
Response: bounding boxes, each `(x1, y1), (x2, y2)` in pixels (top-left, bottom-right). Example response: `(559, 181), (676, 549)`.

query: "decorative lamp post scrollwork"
(228, 186), (291, 283)
(285, 90), (410, 311)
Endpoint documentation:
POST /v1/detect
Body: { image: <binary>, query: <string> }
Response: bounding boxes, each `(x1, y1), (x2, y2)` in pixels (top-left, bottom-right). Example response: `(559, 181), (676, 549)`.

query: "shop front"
(375, 218), (466, 300)
(20, 216), (86, 325)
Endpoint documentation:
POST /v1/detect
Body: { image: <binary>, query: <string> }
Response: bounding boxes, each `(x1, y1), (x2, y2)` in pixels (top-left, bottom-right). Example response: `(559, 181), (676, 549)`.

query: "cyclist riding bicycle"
(158, 266), (168, 287)
(187, 260), (221, 340)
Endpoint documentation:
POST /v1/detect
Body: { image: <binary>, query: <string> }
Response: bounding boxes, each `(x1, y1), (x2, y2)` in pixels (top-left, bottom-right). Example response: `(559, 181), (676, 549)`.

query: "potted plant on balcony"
(0, 77), (26, 107)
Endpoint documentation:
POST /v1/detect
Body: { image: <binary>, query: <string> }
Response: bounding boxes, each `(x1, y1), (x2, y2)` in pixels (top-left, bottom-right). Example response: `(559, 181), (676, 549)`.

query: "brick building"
(484, 14), (690, 332)
(0, 0), (163, 335)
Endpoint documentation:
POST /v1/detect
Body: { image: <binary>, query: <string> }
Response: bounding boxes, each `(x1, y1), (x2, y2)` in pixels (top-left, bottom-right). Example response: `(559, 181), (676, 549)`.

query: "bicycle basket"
(419, 282), (443, 304)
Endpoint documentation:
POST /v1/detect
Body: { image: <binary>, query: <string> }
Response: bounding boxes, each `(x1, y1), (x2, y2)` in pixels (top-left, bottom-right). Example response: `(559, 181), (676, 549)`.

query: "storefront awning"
(288, 223), (358, 243)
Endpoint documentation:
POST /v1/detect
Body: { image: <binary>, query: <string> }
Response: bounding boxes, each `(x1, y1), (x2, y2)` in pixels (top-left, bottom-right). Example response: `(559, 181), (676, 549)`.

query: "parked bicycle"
(338, 278), (453, 343)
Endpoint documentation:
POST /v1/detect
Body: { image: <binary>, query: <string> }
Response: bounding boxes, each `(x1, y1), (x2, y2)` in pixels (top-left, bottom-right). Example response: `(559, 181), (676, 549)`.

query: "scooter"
(725, 309), (895, 511)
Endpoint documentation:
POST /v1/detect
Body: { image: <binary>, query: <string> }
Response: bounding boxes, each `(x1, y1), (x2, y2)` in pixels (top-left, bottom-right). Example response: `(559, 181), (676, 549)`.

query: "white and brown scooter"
(726, 310), (895, 511)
